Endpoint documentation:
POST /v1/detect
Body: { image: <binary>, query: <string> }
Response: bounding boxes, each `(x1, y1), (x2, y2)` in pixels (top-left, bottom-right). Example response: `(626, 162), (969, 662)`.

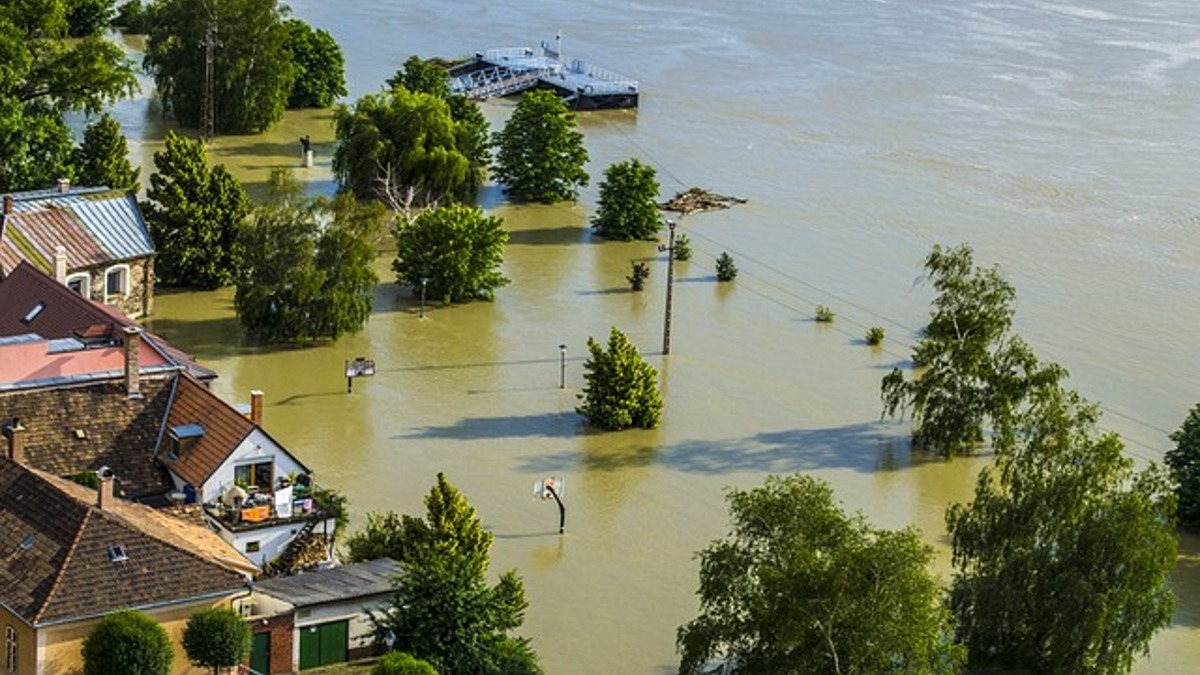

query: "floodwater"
(129, 1), (1200, 672)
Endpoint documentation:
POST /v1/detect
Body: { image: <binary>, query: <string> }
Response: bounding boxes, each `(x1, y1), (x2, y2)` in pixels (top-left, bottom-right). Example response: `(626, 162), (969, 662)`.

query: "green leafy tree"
(284, 18), (346, 108)
(493, 89), (589, 203)
(881, 243), (1065, 456)
(82, 610), (173, 675)
(373, 652), (439, 675)
(365, 474), (542, 674)
(144, 0), (294, 133)
(72, 113), (140, 190)
(143, 131), (250, 288)
(678, 475), (965, 675)
(346, 472), (493, 574)
(577, 327), (663, 430)
(114, 0), (153, 33)
(591, 159), (660, 240)
(0, 2), (137, 191)
(392, 204), (509, 304)
(334, 86), (484, 203)
(1166, 403), (1200, 529)
(388, 55), (451, 98)
(235, 170), (381, 342)
(182, 607), (252, 675)
(65, 0), (115, 36)
(947, 386), (1177, 674)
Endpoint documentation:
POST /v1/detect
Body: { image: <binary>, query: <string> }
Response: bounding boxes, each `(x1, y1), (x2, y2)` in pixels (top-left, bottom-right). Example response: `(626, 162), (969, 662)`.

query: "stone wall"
(79, 256), (155, 319)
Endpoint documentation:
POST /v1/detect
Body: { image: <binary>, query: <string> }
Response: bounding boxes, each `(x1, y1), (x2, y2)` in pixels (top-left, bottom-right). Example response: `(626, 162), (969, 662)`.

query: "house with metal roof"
(0, 183), (156, 318)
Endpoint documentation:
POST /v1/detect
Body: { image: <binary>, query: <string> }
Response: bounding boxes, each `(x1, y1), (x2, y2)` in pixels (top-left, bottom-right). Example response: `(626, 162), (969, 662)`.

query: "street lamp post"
(419, 277), (429, 319)
(559, 344), (567, 389)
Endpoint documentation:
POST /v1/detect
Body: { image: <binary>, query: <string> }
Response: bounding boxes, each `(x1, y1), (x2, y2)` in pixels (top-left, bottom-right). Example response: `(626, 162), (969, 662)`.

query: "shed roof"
(255, 558), (400, 608)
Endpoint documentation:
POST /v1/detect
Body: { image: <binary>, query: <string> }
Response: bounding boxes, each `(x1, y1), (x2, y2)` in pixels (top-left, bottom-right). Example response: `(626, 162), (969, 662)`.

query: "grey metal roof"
(69, 194), (155, 261)
(255, 558), (400, 608)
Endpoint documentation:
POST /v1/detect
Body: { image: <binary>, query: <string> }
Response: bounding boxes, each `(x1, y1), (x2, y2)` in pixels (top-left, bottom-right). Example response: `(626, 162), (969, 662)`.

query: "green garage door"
(299, 620), (348, 670)
(250, 632), (269, 674)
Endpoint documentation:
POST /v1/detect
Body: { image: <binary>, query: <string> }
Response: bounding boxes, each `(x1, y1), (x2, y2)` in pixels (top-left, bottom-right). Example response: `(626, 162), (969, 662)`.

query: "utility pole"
(658, 219), (677, 355)
(200, 24), (217, 141)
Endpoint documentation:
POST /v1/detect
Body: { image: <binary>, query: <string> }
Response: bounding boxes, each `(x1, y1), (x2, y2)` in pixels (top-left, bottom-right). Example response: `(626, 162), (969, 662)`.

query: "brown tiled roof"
(158, 374), (255, 488)
(0, 459), (247, 626)
(1, 376), (177, 498)
(0, 261), (217, 381)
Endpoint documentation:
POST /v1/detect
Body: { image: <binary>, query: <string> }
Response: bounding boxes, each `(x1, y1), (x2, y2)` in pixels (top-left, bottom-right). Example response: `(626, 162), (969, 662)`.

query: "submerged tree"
(577, 327), (663, 430)
(73, 113), (140, 191)
(591, 158), (661, 240)
(947, 386), (1177, 674)
(881, 243), (1065, 456)
(1166, 402), (1200, 529)
(143, 131), (250, 288)
(284, 18), (346, 108)
(493, 89), (589, 203)
(678, 474), (965, 674)
(392, 203), (508, 304)
(235, 169), (381, 342)
(365, 474), (542, 674)
(144, 0), (295, 133)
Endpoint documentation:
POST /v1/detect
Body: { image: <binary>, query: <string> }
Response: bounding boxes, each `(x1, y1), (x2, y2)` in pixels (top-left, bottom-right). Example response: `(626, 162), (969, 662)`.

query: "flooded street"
(132, 1), (1200, 672)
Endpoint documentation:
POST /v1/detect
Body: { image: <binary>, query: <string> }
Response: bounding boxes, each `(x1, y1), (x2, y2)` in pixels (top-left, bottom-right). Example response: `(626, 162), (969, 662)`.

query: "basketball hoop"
(532, 476), (566, 533)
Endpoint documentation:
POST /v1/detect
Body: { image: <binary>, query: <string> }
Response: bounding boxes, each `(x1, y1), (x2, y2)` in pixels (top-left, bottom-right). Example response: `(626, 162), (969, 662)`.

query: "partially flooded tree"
(947, 386), (1177, 674)
(392, 204), (509, 304)
(881, 243), (1064, 456)
(577, 327), (662, 430)
(591, 158), (661, 240)
(1166, 402), (1200, 529)
(678, 474), (965, 674)
(73, 113), (140, 191)
(493, 89), (589, 203)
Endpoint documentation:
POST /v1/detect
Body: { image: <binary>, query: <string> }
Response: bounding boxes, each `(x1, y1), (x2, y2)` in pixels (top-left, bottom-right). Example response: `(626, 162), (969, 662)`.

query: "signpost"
(344, 357), (376, 394)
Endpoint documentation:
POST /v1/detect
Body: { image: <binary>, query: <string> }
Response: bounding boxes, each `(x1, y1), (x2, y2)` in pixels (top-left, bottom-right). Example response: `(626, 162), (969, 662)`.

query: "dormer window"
(168, 424), (204, 459)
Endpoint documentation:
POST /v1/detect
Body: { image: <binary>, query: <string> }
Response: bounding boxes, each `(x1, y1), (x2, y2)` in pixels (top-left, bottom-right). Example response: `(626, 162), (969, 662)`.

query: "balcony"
(203, 481), (330, 533)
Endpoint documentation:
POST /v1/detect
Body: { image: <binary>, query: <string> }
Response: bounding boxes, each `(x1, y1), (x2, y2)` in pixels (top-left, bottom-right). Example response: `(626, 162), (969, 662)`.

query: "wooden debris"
(659, 187), (747, 215)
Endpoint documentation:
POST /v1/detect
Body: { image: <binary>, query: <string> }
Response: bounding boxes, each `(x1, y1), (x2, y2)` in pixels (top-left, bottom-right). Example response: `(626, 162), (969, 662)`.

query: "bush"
(866, 327), (885, 346)
(627, 262), (649, 292)
(815, 305), (834, 323)
(182, 607), (251, 673)
(673, 234), (692, 261)
(715, 252), (737, 282)
(83, 610), (173, 675)
(373, 651), (439, 675)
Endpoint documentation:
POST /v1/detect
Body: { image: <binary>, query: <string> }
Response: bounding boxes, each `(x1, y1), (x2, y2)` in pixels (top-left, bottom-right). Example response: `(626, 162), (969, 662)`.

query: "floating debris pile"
(659, 187), (747, 215)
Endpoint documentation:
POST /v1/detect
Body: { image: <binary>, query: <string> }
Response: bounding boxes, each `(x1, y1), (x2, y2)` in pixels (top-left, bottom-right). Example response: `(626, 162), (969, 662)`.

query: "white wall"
(212, 517), (336, 571)
(199, 428), (309, 504)
(292, 595), (392, 665)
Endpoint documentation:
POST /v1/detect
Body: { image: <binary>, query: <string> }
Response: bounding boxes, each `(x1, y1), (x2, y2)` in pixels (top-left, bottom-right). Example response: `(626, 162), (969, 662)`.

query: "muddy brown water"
(125, 1), (1200, 671)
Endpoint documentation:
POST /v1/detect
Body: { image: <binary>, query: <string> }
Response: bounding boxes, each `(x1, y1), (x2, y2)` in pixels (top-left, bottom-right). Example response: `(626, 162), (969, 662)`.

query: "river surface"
(125, 0), (1200, 672)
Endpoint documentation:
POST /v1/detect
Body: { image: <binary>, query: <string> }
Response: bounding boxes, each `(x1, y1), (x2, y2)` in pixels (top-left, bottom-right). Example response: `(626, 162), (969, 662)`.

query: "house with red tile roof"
(0, 184), (156, 319)
(0, 457), (250, 675)
(0, 265), (337, 575)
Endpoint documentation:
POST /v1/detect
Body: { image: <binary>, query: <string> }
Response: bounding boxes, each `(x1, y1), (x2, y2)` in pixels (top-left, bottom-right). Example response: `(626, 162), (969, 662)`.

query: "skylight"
(19, 534), (36, 551)
(20, 301), (45, 326)
(107, 545), (128, 563)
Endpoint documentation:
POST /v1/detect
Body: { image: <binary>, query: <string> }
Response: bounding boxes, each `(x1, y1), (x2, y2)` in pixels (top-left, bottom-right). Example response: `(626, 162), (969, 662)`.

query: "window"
(246, 541), (261, 553)
(235, 461), (273, 492)
(5, 625), (15, 673)
(65, 272), (89, 298)
(20, 302), (44, 326)
(105, 265), (129, 297)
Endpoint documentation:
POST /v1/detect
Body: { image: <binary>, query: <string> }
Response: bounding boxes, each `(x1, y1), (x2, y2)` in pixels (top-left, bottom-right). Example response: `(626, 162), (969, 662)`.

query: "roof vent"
(19, 533), (36, 551)
(108, 545), (128, 563)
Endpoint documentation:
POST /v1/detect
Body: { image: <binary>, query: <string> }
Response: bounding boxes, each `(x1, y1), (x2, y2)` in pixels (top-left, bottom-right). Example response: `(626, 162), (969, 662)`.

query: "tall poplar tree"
(73, 113), (140, 191)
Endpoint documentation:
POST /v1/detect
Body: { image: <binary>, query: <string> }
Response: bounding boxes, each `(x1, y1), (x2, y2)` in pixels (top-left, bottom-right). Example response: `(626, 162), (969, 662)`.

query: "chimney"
(53, 245), (67, 283)
(57, 178), (70, 194)
(250, 390), (264, 426)
(122, 325), (141, 398)
(2, 195), (11, 214)
(3, 419), (25, 464)
(97, 466), (115, 510)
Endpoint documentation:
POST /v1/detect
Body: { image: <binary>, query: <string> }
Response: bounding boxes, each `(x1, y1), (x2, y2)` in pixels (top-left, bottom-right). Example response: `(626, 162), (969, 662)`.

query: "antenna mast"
(200, 24), (216, 140)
